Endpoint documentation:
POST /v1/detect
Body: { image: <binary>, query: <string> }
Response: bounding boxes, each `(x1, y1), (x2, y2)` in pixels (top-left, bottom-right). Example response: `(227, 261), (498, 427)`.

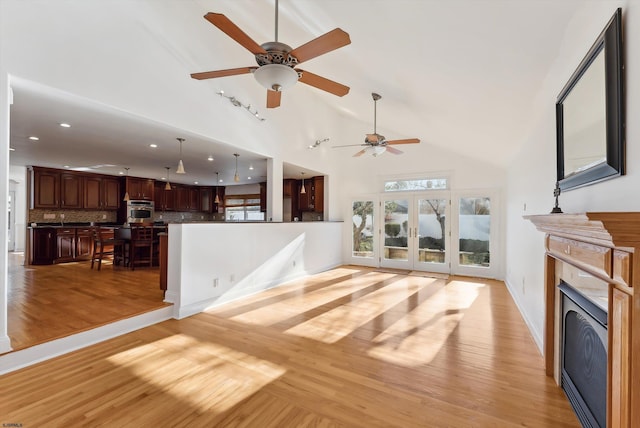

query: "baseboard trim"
(0, 306), (174, 375)
(504, 278), (543, 354)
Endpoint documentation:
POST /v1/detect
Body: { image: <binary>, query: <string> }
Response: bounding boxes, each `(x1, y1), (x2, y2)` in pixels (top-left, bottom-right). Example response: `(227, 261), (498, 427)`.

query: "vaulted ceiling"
(5, 1), (592, 185)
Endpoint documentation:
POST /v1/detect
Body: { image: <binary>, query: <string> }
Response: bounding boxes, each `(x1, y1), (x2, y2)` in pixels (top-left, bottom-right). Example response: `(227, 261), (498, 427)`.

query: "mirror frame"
(556, 8), (624, 191)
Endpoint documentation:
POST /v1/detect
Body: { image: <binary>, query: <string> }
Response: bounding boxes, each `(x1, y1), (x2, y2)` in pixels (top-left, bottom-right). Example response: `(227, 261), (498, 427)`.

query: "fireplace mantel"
(526, 212), (640, 428)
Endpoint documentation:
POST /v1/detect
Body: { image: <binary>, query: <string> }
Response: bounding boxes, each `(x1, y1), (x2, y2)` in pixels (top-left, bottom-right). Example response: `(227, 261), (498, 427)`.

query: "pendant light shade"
(233, 153), (240, 182)
(164, 166), (171, 190)
(176, 138), (186, 174)
(300, 172), (306, 194)
(214, 172), (221, 204)
(123, 167), (130, 201)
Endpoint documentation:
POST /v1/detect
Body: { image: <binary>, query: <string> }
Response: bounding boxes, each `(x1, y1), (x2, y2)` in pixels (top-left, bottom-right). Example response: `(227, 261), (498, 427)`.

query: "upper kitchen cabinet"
(125, 177), (154, 200)
(298, 176), (324, 213)
(32, 167), (60, 209)
(260, 182), (266, 212)
(60, 173), (83, 209)
(176, 185), (200, 212)
(283, 179), (296, 197)
(200, 187), (212, 213)
(154, 181), (176, 212)
(84, 176), (120, 210)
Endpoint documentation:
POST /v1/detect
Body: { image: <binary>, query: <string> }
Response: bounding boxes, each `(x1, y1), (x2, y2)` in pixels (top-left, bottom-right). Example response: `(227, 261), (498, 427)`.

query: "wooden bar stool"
(129, 224), (154, 270)
(91, 227), (125, 270)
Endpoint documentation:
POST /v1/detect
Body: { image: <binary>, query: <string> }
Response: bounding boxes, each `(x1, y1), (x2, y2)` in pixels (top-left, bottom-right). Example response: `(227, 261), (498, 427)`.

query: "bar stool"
(129, 224), (154, 270)
(91, 227), (125, 270)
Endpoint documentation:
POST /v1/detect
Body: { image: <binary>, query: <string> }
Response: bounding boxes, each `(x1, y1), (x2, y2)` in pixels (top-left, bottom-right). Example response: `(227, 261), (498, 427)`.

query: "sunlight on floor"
(284, 276), (438, 343)
(106, 334), (286, 413)
(230, 271), (395, 326)
(367, 280), (484, 367)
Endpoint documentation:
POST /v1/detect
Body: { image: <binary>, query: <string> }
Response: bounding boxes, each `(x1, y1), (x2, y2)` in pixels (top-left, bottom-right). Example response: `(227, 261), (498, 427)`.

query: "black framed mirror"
(556, 8), (624, 191)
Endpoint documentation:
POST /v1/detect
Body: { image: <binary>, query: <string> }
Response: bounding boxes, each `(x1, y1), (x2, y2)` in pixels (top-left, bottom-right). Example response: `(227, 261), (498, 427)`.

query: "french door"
(380, 193), (450, 273)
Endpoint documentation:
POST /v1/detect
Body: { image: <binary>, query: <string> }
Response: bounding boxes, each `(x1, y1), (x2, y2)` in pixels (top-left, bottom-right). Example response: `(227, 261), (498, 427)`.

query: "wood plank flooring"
(5, 252), (169, 352)
(0, 265), (579, 427)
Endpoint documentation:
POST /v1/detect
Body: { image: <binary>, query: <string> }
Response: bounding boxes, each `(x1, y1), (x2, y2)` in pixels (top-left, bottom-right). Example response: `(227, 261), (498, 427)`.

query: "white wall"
(166, 221), (343, 318)
(9, 165), (26, 252)
(505, 1), (635, 351)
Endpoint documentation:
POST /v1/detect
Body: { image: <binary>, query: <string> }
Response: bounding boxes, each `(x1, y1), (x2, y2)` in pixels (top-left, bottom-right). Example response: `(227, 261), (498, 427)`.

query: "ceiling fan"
(334, 93), (420, 157)
(190, 0), (351, 108)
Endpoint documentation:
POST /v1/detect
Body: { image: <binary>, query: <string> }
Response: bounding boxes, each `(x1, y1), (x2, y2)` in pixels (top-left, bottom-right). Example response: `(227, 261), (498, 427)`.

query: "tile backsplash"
(29, 209), (117, 223)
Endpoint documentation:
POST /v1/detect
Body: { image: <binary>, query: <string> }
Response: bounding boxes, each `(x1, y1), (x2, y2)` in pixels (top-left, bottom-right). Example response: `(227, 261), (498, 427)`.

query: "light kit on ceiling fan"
(190, 0), (351, 108)
(332, 92), (420, 157)
(176, 137), (186, 174)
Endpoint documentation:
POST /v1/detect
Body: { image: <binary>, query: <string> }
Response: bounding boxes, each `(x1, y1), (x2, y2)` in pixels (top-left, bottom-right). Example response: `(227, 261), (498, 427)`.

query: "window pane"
(226, 207), (245, 221)
(352, 201), (374, 258)
(459, 197), (490, 267)
(384, 178), (447, 192)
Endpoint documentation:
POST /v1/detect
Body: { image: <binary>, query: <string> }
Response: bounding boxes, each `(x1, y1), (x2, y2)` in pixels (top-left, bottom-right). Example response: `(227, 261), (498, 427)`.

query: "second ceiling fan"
(334, 93), (421, 157)
(191, 0), (351, 108)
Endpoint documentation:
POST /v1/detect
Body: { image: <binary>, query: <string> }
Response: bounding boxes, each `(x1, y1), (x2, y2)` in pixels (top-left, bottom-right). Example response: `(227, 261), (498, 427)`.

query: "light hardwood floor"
(5, 252), (169, 352)
(0, 266), (578, 427)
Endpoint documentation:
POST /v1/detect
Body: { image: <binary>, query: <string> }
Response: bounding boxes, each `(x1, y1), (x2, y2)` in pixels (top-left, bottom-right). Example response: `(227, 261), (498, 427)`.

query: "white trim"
(0, 335), (12, 354)
(505, 278), (543, 355)
(0, 306), (174, 375)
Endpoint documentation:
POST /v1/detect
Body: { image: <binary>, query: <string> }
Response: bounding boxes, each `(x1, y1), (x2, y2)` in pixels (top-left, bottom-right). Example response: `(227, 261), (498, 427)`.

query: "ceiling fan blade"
(191, 67), (257, 80)
(333, 144), (367, 148)
(204, 13), (267, 55)
(266, 90), (281, 108)
(297, 70), (349, 97)
(386, 138), (421, 145)
(385, 146), (404, 155)
(289, 28), (351, 64)
(353, 149), (367, 157)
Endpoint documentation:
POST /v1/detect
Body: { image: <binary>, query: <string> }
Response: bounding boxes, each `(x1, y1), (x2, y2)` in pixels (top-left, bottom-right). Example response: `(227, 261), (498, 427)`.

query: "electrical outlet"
(59, 213), (65, 219)
(102, 214), (107, 219)
(213, 278), (219, 288)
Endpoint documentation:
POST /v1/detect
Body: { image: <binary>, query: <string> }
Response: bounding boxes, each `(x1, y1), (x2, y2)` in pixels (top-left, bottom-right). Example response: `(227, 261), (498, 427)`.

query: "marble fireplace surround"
(527, 213), (640, 428)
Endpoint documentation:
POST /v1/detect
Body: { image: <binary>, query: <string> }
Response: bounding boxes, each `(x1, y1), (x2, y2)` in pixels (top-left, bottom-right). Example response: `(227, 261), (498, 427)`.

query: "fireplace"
(560, 281), (607, 428)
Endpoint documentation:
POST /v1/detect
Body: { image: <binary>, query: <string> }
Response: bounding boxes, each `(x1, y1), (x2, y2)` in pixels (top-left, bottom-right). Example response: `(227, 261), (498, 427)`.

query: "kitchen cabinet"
(283, 179), (296, 197)
(55, 228), (76, 262)
(298, 176), (324, 212)
(29, 227), (56, 265)
(154, 182), (176, 211)
(60, 173), (83, 209)
(200, 187), (212, 213)
(32, 167), (60, 208)
(260, 182), (267, 212)
(176, 185), (200, 211)
(125, 177), (154, 200)
(85, 176), (120, 210)
(75, 227), (94, 260)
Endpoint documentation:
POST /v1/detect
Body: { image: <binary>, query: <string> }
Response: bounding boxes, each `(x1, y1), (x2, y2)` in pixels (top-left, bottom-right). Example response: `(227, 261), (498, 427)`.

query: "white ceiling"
(7, 0), (591, 185)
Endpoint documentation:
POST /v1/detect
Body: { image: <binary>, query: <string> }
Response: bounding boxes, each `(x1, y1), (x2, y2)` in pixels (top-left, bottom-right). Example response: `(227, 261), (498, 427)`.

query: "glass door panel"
(415, 197), (449, 273)
(352, 200), (375, 259)
(458, 196), (491, 268)
(381, 198), (411, 268)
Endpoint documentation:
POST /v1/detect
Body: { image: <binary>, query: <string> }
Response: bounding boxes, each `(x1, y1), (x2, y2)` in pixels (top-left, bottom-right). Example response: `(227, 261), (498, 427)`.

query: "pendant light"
(123, 167), (130, 201)
(214, 172), (221, 204)
(233, 153), (240, 182)
(300, 172), (306, 194)
(176, 137), (186, 174)
(164, 166), (172, 190)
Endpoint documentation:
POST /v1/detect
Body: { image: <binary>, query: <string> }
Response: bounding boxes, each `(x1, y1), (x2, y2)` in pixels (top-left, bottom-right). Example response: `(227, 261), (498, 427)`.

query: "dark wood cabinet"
(33, 168), (60, 208)
(298, 176), (324, 213)
(29, 228), (56, 265)
(84, 176), (121, 210)
(260, 182), (267, 212)
(55, 228), (76, 262)
(175, 185), (200, 211)
(154, 182), (176, 212)
(60, 173), (83, 209)
(200, 187), (212, 213)
(125, 177), (154, 200)
(283, 179), (296, 197)
(75, 227), (94, 260)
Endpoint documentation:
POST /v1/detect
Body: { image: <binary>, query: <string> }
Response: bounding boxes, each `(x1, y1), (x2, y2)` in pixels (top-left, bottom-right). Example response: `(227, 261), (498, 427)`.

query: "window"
(384, 178), (448, 192)
(225, 194), (264, 221)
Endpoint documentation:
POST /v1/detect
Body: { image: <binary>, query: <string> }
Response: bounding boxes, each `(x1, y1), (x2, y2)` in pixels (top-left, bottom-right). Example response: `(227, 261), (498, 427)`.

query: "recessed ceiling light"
(59, 123), (71, 128)
(219, 179), (223, 183)
(207, 155), (214, 161)
(249, 164), (254, 170)
(9, 147), (15, 151)
(247, 176), (252, 180)
(119, 171), (124, 175)
(28, 136), (39, 141)
(63, 165), (70, 168)
(149, 144), (158, 148)
(161, 176), (167, 181)
(194, 181), (199, 184)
